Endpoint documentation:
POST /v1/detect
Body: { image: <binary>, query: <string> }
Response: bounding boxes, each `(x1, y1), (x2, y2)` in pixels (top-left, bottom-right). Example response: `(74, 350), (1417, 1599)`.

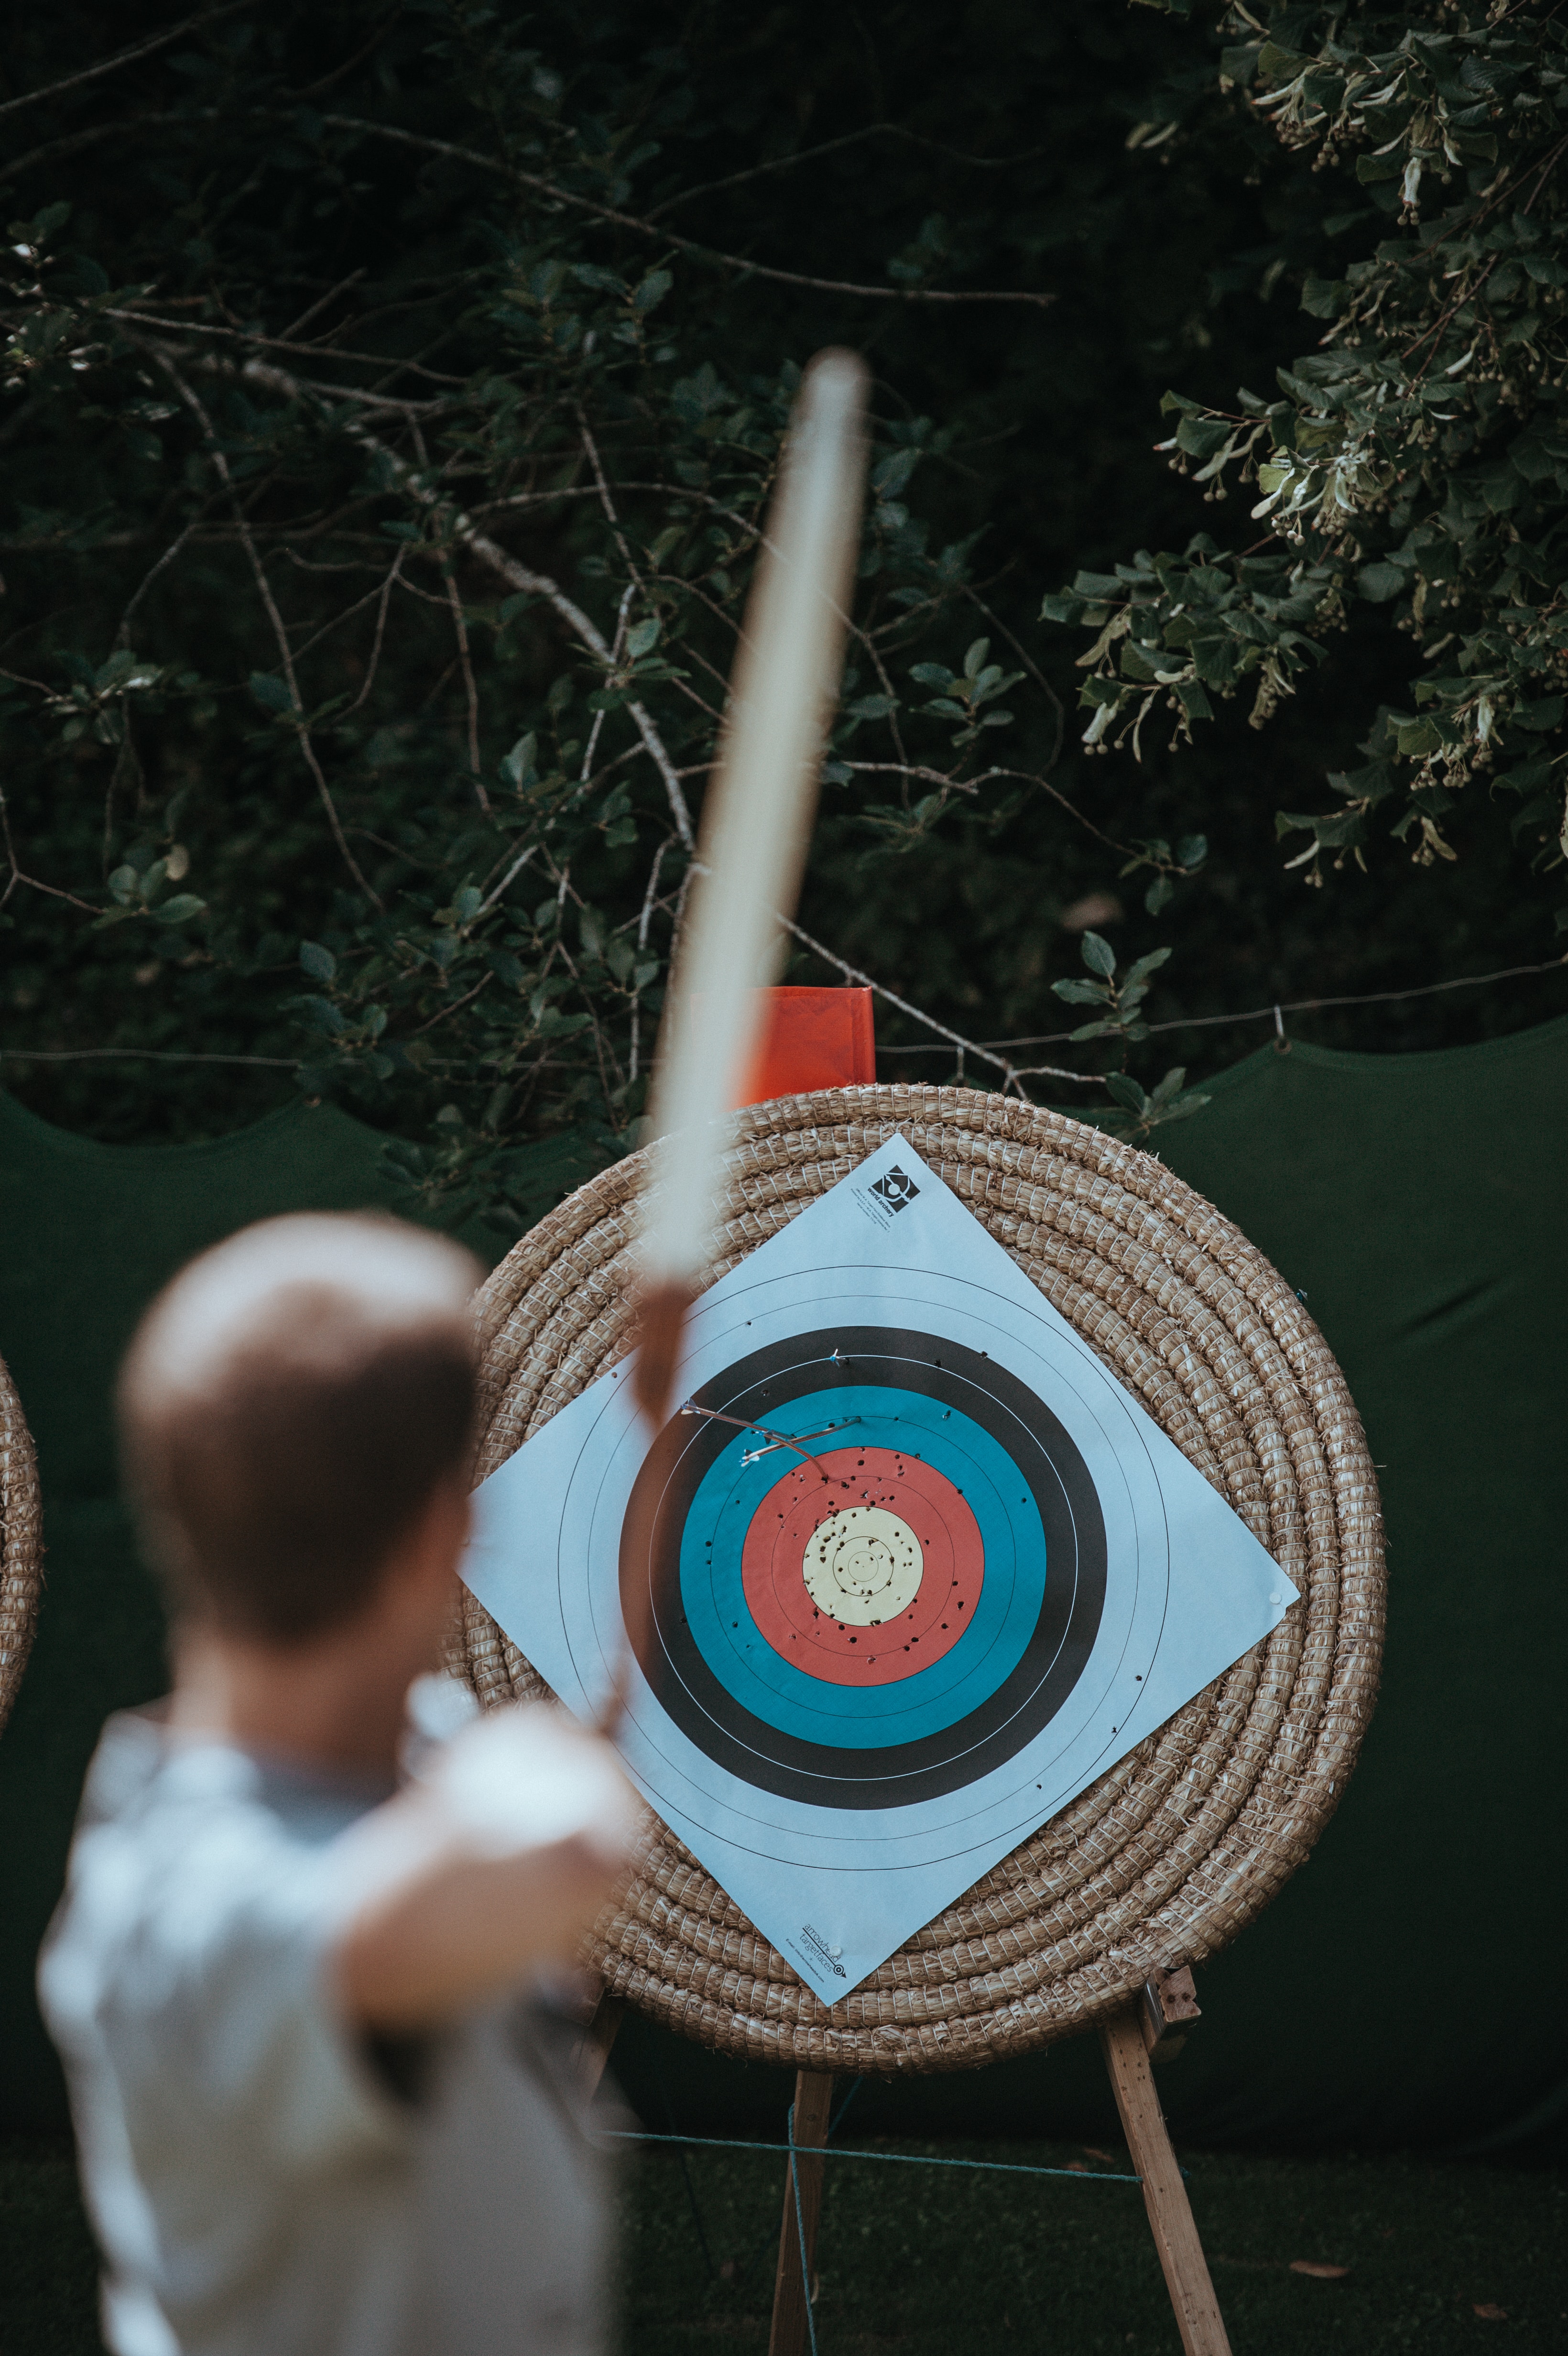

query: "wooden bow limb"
(597, 349), (869, 1736)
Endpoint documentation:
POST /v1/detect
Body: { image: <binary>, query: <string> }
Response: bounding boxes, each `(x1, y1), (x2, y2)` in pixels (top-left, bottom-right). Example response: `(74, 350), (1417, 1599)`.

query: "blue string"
(786, 2102), (821, 2356)
(651, 2048), (717, 2280)
(827, 2074), (864, 2143)
(603, 2126), (1142, 2185)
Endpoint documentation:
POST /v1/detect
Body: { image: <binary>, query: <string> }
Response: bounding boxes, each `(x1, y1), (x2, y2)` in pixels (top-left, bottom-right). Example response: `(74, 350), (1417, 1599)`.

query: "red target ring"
(741, 1445), (984, 1686)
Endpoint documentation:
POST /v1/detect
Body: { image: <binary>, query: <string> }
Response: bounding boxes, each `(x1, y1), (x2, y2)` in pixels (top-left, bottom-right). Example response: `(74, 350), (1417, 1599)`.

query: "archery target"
(463, 1133), (1296, 2007)
(622, 1331), (1106, 1807)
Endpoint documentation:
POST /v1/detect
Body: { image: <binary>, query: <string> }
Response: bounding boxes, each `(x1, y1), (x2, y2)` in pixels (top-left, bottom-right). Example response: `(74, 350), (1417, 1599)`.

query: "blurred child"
(40, 1213), (638, 2356)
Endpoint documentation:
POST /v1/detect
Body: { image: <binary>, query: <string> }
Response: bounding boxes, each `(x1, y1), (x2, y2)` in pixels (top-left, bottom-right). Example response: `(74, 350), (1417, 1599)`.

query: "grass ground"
(3, 2131), (1564, 2352)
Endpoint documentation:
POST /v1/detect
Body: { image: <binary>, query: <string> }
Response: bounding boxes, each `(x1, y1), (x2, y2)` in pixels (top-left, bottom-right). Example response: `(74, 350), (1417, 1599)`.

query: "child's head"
(120, 1214), (481, 1645)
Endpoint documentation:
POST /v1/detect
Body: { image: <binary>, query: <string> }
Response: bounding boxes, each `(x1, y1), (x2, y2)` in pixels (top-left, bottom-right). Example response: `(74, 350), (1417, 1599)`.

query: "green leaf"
(872, 449), (919, 498)
(633, 269), (673, 311)
(1313, 810), (1365, 848)
(626, 617), (661, 659)
(1255, 40), (1310, 78)
(296, 995), (346, 1036)
(248, 671), (295, 714)
(1122, 947), (1172, 991)
(1039, 592), (1085, 625)
(151, 893), (206, 925)
(299, 940), (337, 982)
(1051, 977), (1111, 1006)
(1080, 930), (1117, 979)
(1300, 278), (1345, 320)
(1105, 1072), (1148, 1115)
(1176, 416), (1231, 460)
(500, 732), (537, 788)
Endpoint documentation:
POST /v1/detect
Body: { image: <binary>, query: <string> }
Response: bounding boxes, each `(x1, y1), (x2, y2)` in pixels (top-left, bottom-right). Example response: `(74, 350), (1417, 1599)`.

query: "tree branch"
(318, 114), (1056, 310)
(0, 2), (255, 122)
(135, 339), (383, 906)
(346, 546), (406, 713)
(200, 346), (699, 849)
(104, 308), (462, 393)
(645, 121), (1058, 221)
(441, 558), (489, 810)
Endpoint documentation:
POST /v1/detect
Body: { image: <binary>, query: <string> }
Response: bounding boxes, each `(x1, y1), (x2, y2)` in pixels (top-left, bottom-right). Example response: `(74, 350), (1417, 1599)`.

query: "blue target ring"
(679, 1388), (1046, 1747)
(619, 1327), (1108, 1808)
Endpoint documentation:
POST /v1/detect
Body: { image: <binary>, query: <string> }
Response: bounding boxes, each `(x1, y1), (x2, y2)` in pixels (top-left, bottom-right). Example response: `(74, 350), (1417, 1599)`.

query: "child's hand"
(329, 1704), (641, 2032)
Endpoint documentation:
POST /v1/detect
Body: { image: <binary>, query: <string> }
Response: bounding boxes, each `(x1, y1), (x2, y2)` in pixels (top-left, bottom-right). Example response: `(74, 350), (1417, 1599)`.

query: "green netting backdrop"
(1, 1018), (1564, 2153)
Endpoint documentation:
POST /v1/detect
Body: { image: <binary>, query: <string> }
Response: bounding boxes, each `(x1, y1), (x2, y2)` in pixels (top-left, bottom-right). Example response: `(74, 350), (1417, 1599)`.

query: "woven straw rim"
(0, 1351), (43, 1741)
(454, 1085), (1384, 2074)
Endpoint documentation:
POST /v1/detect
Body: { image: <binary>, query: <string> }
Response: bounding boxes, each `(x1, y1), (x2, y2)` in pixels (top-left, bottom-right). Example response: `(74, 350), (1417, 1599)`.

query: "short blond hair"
(120, 1214), (481, 1642)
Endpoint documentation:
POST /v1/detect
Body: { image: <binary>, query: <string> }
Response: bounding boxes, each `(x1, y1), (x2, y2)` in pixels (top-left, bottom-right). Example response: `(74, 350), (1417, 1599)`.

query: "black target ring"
(619, 1328), (1107, 1808)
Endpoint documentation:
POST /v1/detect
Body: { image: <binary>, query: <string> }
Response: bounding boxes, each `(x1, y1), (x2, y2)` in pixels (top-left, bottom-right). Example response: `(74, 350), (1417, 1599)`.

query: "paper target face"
(465, 1136), (1296, 2005)
(625, 1330), (1107, 1808)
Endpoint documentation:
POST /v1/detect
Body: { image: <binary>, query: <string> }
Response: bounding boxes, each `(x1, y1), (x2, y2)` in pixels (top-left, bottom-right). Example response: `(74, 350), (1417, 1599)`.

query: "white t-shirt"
(39, 1709), (616, 2356)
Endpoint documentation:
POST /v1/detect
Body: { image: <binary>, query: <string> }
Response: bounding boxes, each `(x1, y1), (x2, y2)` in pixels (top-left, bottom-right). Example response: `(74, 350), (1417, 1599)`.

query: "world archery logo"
(799, 1923), (848, 1978)
(870, 1166), (920, 1212)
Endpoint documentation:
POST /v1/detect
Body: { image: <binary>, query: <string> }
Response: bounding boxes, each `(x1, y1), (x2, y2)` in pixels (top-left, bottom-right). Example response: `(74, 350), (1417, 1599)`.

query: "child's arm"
(330, 1705), (638, 2032)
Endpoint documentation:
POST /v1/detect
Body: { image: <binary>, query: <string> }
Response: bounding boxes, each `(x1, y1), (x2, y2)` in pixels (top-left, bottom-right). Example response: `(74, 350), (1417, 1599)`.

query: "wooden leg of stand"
(767, 2070), (834, 2356)
(1100, 2012), (1231, 2356)
(577, 1985), (624, 2096)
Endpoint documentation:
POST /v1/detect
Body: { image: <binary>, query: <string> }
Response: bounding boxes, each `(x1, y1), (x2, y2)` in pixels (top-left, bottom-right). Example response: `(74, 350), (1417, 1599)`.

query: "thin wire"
(601, 2127), (1141, 2184)
(1139, 955), (1568, 1036)
(0, 1047), (300, 1067)
(782, 912), (1087, 1092)
(786, 2103), (821, 2356)
(7, 952), (1557, 1090)
(652, 2049), (717, 2281)
(871, 954), (1568, 1054)
(828, 2076), (865, 2141)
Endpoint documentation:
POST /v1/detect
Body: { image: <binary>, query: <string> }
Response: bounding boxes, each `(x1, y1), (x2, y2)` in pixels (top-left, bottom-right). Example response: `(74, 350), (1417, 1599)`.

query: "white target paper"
(462, 1135), (1296, 2005)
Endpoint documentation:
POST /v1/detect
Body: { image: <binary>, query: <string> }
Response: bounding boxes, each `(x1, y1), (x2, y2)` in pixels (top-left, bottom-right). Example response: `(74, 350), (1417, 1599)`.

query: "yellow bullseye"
(802, 1505), (923, 1626)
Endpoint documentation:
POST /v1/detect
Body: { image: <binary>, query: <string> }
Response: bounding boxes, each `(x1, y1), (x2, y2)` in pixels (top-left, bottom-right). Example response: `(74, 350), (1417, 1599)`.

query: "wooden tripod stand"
(578, 1966), (1230, 2356)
